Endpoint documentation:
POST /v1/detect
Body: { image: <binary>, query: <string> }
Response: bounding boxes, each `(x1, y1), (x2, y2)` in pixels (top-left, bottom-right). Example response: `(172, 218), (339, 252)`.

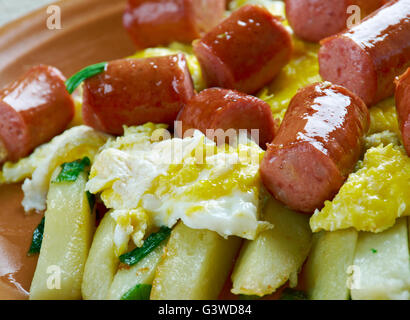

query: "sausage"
(319, 0), (410, 106)
(123, 0), (226, 48)
(193, 4), (293, 94)
(0, 65), (75, 163)
(82, 54), (194, 135)
(260, 82), (370, 213)
(285, 0), (387, 42)
(176, 88), (277, 148)
(395, 67), (410, 156)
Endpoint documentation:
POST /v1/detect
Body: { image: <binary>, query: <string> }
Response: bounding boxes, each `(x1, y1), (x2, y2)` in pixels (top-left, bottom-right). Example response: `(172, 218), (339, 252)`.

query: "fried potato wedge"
(29, 169), (95, 300)
(231, 198), (312, 296)
(305, 228), (358, 300)
(82, 212), (119, 300)
(150, 222), (242, 300)
(351, 218), (410, 300)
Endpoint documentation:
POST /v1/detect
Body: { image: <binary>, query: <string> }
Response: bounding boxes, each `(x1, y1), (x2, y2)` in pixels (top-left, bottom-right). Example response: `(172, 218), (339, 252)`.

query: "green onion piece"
(279, 288), (308, 300)
(54, 157), (91, 183)
(28, 217), (45, 256)
(65, 62), (108, 94)
(119, 226), (171, 266)
(86, 191), (96, 212)
(121, 284), (152, 300)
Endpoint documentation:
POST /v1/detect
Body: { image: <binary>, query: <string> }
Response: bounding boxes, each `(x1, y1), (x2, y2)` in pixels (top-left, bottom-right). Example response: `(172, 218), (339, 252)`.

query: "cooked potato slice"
(305, 228), (358, 300)
(107, 243), (166, 300)
(29, 168), (95, 300)
(150, 222), (242, 300)
(231, 198), (312, 296)
(351, 218), (410, 300)
(82, 211), (119, 300)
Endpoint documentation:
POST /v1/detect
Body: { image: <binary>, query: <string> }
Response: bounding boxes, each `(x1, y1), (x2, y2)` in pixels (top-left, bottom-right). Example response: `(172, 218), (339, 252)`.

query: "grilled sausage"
(285, 0), (387, 42)
(82, 54), (194, 135)
(395, 67), (410, 156)
(193, 4), (293, 94)
(0, 65), (74, 163)
(319, 0), (410, 106)
(123, 0), (226, 48)
(260, 82), (370, 213)
(176, 88), (277, 148)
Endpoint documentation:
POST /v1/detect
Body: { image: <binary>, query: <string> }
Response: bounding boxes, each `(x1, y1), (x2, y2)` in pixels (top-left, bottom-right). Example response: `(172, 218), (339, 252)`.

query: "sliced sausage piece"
(395, 67), (410, 156)
(319, 0), (410, 106)
(123, 0), (226, 48)
(193, 4), (293, 94)
(82, 54), (194, 135)
(176, 88), (277, 148)
(260, 82), (370, 213)
(0, 65), (75, 163)
(285, 0), (387, 42)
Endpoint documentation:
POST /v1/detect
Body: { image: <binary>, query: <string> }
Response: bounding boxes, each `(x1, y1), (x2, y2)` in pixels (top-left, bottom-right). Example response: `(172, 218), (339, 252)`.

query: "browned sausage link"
(395, 67), (410, 156)
(193, 4), (293, 94)
(123, 0), (226, 48)
(176, 88), (277, 149)
(319, 0), (410, 106)
(285, 0), (386, 42)
(82, 54), (195, 135)
(260, 82), (370, 213)
(0, 65), (74, 163)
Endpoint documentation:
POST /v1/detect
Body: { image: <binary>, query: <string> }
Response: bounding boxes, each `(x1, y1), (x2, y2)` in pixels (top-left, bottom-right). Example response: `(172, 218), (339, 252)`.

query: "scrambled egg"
(368, 97), (400, 136)
(310, 144), (410, 233)
(365, 131), (401, 150)
(258, 37), (321, 123)
(86, 123), (271, 255)
(0, 126), (109, 212)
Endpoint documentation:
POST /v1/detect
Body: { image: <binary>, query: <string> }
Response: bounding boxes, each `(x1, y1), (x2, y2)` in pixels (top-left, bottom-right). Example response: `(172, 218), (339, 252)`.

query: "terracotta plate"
(0, 0), (136, 299)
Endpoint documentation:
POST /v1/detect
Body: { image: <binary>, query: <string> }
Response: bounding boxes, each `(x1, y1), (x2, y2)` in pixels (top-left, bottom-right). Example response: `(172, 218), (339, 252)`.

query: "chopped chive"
(119, 226), (171, 266)
(53, 157), (91, 183)
(65, 62), (108, 94)
(28, 217), (45, 256)
(121, 284), (152, 300)
(371, 248), (377, 254)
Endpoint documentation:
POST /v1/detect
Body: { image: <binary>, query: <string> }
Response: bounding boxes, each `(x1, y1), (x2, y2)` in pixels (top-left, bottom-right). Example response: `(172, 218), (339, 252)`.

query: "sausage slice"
(260, 82), (370, 213)
(176, 88), (277, 148)
(395, 67), (410, 156)
(193, 4), (293, 94)
(0, 65), (74, 163)
(123, 0), (226, 48)
(285, 0), (387, 42)
(319, 0), (410, 106)
(82, 54), (194, 135)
